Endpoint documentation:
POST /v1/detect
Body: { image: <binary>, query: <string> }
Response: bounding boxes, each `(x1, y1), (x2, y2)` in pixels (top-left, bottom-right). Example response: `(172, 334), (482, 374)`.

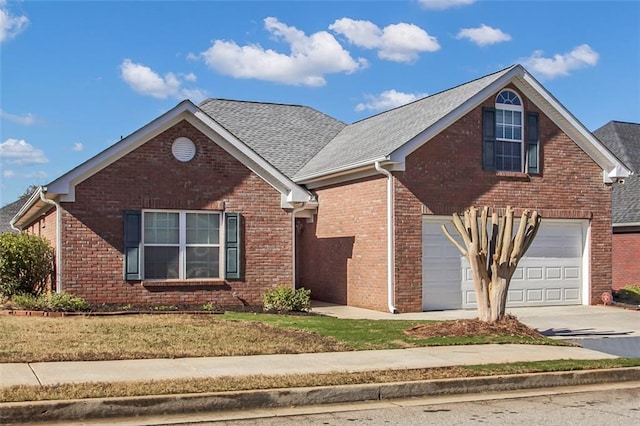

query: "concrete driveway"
(312, 302), (640, 357)
(508, 305), (640, 358)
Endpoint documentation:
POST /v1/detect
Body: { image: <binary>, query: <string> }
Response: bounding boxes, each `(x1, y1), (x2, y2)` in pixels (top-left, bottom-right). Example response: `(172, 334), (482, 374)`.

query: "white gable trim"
(513, 73), (632, 182)
(45, 100), (313, 205)
(388, 65), (632, 182)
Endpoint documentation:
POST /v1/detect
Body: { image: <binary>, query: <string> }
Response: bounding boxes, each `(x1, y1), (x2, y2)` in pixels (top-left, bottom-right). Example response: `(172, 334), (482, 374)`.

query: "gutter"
(374, 161), (398, 314)
(291, 203), (307, 290)
(39, 188), (63, 294)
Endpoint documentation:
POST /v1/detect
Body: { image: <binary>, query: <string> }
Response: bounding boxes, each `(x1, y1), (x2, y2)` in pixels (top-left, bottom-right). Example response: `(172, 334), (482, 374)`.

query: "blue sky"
(1, 0), (639, 205)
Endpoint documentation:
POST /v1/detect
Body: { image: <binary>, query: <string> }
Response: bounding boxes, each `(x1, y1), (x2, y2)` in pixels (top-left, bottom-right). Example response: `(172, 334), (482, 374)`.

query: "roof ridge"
(199, 98), (309, 109)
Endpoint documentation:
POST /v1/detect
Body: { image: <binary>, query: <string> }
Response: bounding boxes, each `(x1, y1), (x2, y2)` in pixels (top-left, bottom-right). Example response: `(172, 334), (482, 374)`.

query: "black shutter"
(526, 112), (540, 174)
(483, 107), (496, 170)
(123, 210), (141, 280)
(225, 213), (241, 279)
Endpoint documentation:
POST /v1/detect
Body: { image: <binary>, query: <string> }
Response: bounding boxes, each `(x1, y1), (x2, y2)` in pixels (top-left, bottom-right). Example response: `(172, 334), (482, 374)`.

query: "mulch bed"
(404, 314), (543, 339)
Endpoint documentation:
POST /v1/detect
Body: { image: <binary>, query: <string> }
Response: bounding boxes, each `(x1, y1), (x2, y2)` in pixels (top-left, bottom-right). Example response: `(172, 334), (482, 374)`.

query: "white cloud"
(182, 72), (197, 83)
(119, 59), (207, 100)
(2, 169), (47, 179)
(330, 18), (440, 63)
(456, 24), (511, 46)
(418, 0), (475, 10)
(0, 0), (28, 43)
(72, 142), (84, 152)
(200, 17), (366, 86)
(0, 108), (36, 125)
(355, 89), (428, 112)
(522, 44), (599, 79)
(0, 138), (49, 165)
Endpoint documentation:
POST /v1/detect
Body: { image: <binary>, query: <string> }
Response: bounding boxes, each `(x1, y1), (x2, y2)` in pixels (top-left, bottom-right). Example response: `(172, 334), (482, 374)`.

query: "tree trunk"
(442, 206), (541, 323)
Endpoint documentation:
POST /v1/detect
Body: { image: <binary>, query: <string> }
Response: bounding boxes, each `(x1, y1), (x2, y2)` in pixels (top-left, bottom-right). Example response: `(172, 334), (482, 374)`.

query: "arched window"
(494, 89), (523, 171)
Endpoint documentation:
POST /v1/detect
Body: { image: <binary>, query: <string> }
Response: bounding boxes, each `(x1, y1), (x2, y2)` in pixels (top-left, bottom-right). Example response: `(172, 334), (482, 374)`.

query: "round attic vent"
(172, 137), (196, 162)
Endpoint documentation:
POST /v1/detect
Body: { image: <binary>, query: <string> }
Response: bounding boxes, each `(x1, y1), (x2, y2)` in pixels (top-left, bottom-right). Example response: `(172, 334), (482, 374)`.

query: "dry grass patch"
(0, 315), (349, 363)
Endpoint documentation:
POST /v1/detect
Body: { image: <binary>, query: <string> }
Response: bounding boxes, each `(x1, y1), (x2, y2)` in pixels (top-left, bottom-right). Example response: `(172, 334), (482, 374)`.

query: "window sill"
(495, 171), (531, 181)
(142, 279), (226, 288)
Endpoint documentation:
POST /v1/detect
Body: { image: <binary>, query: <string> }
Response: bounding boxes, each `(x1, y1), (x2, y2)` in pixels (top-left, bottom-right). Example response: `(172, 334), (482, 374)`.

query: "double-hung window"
(483, 89), (540, 174)
(143, 211), (220, 279)
(123, 210), (241, 281)
(495, 90), (523, 172)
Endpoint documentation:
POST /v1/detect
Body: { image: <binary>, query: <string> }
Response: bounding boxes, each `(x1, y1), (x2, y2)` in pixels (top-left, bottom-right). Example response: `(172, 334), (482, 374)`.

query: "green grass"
(2, 358), (639, 403)
(224, 312), (564, 349)
(614, 285), (640, 305)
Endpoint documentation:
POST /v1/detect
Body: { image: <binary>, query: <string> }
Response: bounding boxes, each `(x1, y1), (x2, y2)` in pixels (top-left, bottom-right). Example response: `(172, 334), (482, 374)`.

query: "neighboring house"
(11, 64), (632, 312)
(0, 198), (25, 234)
(593, 121), (640, 291)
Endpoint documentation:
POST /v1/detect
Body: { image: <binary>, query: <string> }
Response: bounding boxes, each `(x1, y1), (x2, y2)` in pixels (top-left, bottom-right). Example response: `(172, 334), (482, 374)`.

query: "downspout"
(291, 203), (306, 290)
(374, 162), (398, 314)
(39, 188), (63, 294)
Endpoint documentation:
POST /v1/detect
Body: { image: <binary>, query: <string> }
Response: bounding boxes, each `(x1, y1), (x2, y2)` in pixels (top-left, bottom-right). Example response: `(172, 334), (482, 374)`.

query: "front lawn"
(0, 312), (565, 363)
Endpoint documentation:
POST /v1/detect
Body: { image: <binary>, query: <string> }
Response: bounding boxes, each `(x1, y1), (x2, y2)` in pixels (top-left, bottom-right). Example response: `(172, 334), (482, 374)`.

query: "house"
(1, 198), (24, 234)
(11, 64), (632, 312)
(593, 121), (640, 291)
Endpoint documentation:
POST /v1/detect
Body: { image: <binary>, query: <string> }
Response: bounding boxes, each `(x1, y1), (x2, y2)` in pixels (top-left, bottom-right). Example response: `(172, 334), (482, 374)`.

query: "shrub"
(10, 293), (47, 311)
(11, 293), (89, 312)
(0, 233), (54, 297)
(47, 293), (89, 312)
(262, 285), (311, 312)
(614, 285), (640, 305)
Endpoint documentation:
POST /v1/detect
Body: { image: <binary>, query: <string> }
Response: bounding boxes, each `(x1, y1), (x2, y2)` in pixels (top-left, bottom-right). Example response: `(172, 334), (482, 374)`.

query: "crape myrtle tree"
(441, 206), (542, 323)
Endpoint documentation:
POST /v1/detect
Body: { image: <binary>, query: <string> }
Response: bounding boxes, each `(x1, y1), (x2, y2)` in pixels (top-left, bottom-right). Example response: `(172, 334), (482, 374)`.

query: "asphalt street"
(564, 336), (640, 358)
(171, 385), (640, 426)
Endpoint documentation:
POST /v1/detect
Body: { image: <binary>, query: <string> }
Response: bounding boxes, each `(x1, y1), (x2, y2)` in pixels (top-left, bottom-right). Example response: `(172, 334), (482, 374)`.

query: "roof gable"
(45, 100), (314, 205)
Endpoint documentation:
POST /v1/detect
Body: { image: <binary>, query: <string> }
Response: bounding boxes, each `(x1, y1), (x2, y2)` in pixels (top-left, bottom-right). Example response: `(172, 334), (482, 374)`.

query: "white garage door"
(422, 217), (587, 311)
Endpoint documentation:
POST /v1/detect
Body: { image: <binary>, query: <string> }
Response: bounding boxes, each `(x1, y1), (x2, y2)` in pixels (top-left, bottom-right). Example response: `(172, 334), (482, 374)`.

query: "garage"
(422, 216), (588, 311)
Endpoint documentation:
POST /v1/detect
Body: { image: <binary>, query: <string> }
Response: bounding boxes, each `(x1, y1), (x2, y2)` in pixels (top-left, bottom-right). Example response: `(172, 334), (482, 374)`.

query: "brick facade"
(302, 88), (613, 313)
(612, 231), (640, 290)
(393, 90), (612, 311)
(298, 176), (388, 311)
(37, 120), (293, 307)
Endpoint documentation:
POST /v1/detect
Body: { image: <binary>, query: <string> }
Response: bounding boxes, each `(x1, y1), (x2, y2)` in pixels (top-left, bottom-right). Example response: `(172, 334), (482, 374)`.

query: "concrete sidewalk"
(0, 344), (618, 388)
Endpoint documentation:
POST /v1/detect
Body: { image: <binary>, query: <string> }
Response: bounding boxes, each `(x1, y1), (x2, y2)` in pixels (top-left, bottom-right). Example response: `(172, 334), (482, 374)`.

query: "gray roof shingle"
(198, 99), (346, 178)
(294, 65), (516, 179)
(593, 121), (640, 224)
(1, 198), (26, 234)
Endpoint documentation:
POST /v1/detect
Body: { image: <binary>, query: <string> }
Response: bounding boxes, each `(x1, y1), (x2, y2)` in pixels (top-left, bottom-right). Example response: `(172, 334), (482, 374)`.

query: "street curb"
(2, 367), (640, 424)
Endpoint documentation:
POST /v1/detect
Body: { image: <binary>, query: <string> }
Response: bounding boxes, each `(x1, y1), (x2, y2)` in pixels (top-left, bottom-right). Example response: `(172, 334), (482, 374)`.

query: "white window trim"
(495, 89), (524, 172)
(141, 209), (224, 280)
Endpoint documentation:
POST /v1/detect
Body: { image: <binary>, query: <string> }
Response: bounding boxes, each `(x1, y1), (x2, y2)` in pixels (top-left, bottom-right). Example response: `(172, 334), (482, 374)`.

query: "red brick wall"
(394, 89), (613, 310)
(298, 176), (388, 311)
(56, 120), (292, 307)
(612, 231), (640, 290)
(25, 207), (56, 244)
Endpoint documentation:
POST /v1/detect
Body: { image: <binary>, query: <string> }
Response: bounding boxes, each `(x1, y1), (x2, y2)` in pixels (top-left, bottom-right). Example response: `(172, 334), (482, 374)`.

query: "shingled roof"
(198, 99), (346, 178)
(593, 121), (640, 225)
(294, 65), (516, 180)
